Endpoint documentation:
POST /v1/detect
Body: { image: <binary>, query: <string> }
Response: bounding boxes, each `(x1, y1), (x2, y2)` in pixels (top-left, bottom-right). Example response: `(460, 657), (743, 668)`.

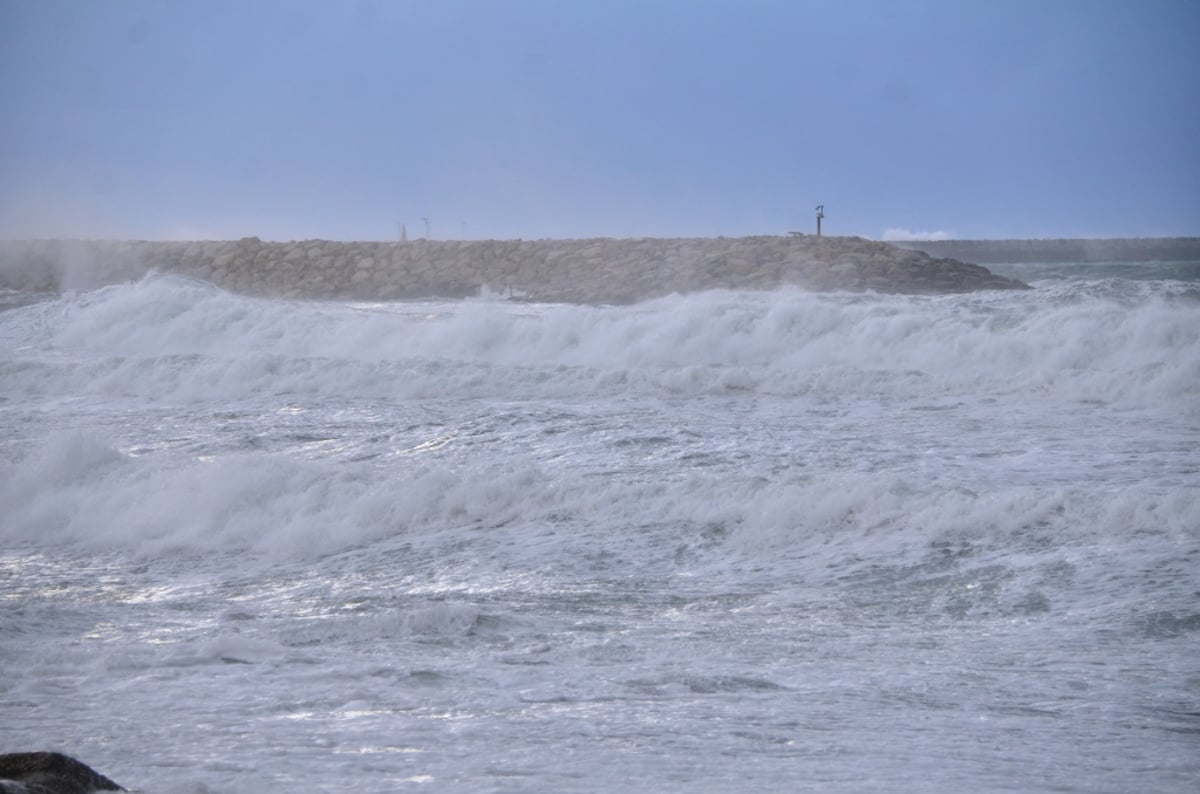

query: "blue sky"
(1, 0), (1197, 241)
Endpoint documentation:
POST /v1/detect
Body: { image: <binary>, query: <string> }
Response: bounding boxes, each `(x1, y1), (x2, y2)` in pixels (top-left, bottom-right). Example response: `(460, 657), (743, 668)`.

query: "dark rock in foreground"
(0, 753), (124, 794)
(0, 235), (1029, 302)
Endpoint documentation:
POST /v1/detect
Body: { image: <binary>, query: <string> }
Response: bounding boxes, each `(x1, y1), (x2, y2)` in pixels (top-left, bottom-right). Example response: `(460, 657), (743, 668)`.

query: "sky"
(1, 0), (1197, 242)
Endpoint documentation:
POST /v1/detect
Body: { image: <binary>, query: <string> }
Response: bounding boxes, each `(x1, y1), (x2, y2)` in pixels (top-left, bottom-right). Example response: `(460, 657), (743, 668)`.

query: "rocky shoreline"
(0, 235), (1028, 302)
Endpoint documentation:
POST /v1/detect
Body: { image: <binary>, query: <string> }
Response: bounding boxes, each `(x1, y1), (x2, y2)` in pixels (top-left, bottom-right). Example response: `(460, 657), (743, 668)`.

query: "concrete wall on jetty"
(0, 235), (1027, 302)
(893, 237), (1200, 264)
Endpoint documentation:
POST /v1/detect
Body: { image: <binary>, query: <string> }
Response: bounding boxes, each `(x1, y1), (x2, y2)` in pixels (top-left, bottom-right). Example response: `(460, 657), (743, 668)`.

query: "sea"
(2, 258), (1198, 793)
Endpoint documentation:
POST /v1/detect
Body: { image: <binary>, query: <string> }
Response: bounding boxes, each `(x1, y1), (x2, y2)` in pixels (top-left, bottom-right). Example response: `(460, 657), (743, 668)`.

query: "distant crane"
(815, 205), (824, 236)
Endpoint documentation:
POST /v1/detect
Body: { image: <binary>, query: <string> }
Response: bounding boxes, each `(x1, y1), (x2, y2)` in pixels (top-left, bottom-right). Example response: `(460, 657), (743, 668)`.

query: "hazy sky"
(2, 0), (1197, 241)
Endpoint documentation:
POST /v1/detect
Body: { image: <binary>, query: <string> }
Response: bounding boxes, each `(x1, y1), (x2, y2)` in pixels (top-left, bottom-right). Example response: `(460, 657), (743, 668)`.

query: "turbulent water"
(2, 259), (1198, 792)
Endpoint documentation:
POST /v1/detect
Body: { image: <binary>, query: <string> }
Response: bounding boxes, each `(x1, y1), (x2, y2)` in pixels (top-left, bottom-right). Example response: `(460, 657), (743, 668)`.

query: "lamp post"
(815, 205), (824, 237)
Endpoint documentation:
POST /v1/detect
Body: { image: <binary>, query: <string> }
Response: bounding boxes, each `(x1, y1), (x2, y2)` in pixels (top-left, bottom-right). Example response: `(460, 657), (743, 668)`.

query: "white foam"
(435, 283), (1198, 408)
(1, 276), (1194, 410)
(1, 277), (1196, 572)
(3, 423), (1194, 577)
(0, 428), (558, 559)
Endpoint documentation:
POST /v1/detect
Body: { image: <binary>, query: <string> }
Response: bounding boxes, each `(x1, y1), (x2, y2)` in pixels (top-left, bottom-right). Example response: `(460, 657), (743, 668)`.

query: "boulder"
(0, 753), (124, 794)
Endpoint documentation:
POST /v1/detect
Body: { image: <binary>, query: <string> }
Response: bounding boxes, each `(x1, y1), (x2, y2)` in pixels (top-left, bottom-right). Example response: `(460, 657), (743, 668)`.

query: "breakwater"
(893, 237), (1200, 264)
(0, 235), (1028, 302)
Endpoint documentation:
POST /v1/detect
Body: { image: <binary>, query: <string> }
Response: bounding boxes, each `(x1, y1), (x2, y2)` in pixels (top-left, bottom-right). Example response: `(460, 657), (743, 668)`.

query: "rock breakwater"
(0, 235), (1028, 302)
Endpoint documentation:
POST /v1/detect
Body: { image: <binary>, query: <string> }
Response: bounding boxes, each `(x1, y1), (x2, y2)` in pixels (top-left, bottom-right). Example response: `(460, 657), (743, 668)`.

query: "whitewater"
(2, 259), (1198, 792)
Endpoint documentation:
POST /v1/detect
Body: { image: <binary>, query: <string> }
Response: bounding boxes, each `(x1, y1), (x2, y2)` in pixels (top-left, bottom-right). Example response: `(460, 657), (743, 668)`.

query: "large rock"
(0, 753), (124, 794)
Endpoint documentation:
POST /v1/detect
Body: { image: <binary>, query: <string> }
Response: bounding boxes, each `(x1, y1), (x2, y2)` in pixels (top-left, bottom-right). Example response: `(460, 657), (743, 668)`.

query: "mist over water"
(991, 258), (1200, 286)
(2, 261), (1198, 792)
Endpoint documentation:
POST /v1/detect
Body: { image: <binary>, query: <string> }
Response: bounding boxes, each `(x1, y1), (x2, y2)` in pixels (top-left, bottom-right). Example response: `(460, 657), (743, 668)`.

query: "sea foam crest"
(0, 427), (551, 559)
(3, 428), (1195, 569)
(1, 275), (1196, 407)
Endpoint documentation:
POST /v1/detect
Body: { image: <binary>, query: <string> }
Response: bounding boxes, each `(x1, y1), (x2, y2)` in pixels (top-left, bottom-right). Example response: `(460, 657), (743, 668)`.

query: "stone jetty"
(0, 235), (1028, 302)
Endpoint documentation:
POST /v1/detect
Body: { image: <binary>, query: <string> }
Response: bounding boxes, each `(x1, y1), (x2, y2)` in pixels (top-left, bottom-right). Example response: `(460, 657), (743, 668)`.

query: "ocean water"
(1, 260), (1198, 792)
